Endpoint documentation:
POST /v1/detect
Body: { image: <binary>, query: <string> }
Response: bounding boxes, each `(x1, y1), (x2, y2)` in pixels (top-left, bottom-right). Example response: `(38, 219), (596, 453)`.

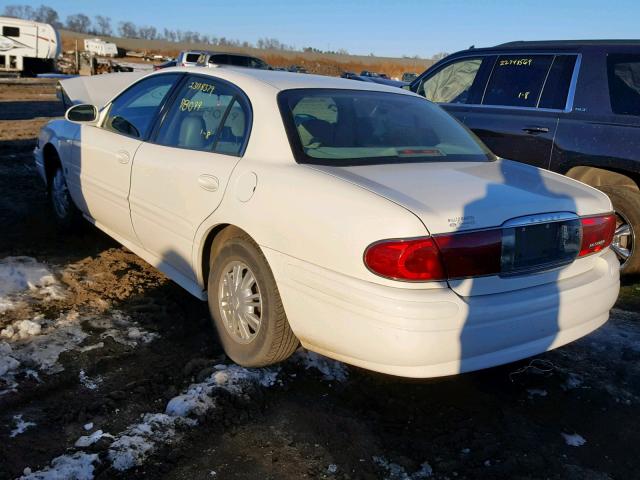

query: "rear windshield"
(185, 53), (200, 63)
(278, 89), (494, 166)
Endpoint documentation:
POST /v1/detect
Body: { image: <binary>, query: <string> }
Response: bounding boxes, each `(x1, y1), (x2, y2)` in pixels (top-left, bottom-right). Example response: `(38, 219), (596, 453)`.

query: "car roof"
(152, 66), (415, 95)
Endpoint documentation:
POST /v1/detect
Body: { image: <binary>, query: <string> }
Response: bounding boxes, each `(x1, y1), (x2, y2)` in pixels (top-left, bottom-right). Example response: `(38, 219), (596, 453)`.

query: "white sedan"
(35, 67), (620, 377)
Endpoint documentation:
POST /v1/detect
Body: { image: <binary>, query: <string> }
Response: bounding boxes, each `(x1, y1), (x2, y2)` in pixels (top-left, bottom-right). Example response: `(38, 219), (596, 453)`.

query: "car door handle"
(116, 150), (130, 164)
(198, 174), (219, 192)
(522, 126), (549, 134)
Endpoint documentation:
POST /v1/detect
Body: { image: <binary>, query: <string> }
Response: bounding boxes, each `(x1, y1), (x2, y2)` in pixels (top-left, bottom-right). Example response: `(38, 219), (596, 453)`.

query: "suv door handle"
(522, 126), (549, 134)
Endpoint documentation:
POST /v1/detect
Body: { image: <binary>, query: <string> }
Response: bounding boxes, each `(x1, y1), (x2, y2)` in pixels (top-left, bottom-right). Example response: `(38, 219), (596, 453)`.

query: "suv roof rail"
(495, 39), (640, 48)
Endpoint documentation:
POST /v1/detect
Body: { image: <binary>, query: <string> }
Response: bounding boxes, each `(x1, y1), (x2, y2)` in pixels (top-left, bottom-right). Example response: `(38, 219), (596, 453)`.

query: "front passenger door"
(69, 73), (181, 243)
(130, 75), (252, 279)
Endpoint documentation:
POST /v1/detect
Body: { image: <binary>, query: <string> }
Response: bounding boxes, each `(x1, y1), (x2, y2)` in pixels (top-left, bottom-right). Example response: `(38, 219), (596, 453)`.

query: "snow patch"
(527, 388), (548, 397)
(107, 413), (192, 471)
(19, 452), (98, 480)
(0, 311), (88, 395)
(166, 363), (280, 417)
(75, 429), (113, 447)
(292, 349), (349, 382)
(79, 370), (102, 390)
(10, 414), (36, 437)
(90, 311), (158, 347)
(562, 432), (586, 447)
(0, 257), (63, 312)
(373, 456), (433, 479)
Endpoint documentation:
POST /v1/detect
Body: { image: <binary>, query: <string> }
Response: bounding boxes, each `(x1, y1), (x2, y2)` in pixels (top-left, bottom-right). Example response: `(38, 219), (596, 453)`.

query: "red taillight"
(364, 238), (446, 281)
(366, 213), (615, 282)
(579, 214), (616, 257)
(433, 229), (503, 279)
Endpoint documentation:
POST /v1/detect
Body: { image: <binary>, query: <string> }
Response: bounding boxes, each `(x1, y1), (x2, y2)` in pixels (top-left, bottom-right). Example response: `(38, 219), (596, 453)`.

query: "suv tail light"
(365, 213), (615, 282)
(579, 214), (616, 257)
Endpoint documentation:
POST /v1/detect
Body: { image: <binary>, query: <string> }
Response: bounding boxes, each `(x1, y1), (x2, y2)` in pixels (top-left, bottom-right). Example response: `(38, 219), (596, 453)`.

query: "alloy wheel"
(218, 261), (263, 344)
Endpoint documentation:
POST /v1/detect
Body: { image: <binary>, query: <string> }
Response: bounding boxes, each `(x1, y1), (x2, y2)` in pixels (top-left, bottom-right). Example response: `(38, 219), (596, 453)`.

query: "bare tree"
(94, 15), (112, 36)
(431, 52), (449, 61)
(118, 21), (138, 38)
(138, 25), (157, 40)
(33, 5), (60, 27)
(66, 13), (91, 33)
(2, 4), (35, 19)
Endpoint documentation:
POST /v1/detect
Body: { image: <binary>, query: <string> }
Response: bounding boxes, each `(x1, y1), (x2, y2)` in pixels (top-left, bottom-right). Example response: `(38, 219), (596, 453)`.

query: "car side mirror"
(65, 104), (98, 123)
(402, 85), (411, 91)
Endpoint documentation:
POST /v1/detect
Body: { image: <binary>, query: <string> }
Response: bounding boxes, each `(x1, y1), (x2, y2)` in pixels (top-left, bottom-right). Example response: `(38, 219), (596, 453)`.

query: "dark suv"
(411, 40), (640, 274)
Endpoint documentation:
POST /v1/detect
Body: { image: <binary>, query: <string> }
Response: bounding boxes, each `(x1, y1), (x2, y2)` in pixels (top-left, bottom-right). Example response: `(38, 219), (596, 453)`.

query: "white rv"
(0, 16), (60, 75)
(84, 38), (118, 57)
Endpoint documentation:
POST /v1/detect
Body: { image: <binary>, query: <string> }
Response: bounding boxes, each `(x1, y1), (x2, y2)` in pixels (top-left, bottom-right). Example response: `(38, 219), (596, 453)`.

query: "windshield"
(278, 89), (495, 166)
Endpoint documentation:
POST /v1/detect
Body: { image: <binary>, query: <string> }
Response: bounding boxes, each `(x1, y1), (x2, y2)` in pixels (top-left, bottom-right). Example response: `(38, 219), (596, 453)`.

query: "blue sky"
(5, 0), (637, 57)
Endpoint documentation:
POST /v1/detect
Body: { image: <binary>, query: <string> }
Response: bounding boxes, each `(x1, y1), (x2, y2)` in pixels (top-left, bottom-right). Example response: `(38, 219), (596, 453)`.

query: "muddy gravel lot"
(0, 79), (639, 480)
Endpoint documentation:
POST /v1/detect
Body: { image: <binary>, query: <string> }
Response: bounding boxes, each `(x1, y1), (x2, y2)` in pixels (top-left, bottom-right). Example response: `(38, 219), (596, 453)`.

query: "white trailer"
(84, 38), (118, 57)
(0, 16), (60, 75)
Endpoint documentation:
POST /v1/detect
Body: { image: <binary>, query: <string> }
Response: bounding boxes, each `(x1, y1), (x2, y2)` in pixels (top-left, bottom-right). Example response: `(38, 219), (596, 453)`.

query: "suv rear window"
(607, 54), (640, 116)
(278, 89), (495, 166)
(185, 53), (200, 63)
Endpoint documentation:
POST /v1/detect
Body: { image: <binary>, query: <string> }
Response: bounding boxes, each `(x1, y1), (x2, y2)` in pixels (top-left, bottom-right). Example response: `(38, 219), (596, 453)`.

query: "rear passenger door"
(129, 75), (252, 280)
(463, 54), (578, 169)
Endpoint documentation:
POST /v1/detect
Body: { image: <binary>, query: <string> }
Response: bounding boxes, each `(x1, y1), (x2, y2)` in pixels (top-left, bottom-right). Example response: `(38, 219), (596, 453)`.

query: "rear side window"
(607, 54), (640, 116)
(483, 55), (554, 107)
(103, 74), (180, 139)
(155, 76), (250, 155)
(417, 57), (483, 104)
(538, 55), (577, 109)
(2, 26), (19, 37)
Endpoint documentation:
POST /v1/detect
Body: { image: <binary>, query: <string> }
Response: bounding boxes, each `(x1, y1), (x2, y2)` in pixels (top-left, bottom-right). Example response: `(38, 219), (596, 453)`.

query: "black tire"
(207, 228), (299, 367)
(48, 165), (82, 230)
(598, 186), (640, 275)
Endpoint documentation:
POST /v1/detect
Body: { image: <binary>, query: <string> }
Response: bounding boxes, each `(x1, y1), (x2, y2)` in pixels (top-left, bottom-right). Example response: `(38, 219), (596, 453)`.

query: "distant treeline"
(2, 3), (447, 59)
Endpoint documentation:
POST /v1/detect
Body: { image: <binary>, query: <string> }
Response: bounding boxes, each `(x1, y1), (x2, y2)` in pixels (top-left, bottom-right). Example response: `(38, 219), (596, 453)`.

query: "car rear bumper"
(264, 248), (620, 378)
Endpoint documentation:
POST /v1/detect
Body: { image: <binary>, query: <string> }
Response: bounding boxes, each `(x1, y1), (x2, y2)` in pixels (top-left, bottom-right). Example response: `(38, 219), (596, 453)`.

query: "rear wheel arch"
(200, 224), (263, 288)
(564, 166), (640, 192)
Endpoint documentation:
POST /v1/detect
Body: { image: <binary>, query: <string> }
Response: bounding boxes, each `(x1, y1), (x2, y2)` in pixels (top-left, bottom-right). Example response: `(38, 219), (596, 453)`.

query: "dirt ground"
(0, 80), (639, 480)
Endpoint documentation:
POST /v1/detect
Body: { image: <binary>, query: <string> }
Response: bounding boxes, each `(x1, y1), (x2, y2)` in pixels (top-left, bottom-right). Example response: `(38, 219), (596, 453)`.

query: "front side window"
(483, 55), (553, 107)
(103, 74), (180, 139)
(155, 76), (250, 155)
(607, 54), (640, 116)
(417, 58), (482, 104)
(279, 89), (494, 166)
(2, 26), (19, 37)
